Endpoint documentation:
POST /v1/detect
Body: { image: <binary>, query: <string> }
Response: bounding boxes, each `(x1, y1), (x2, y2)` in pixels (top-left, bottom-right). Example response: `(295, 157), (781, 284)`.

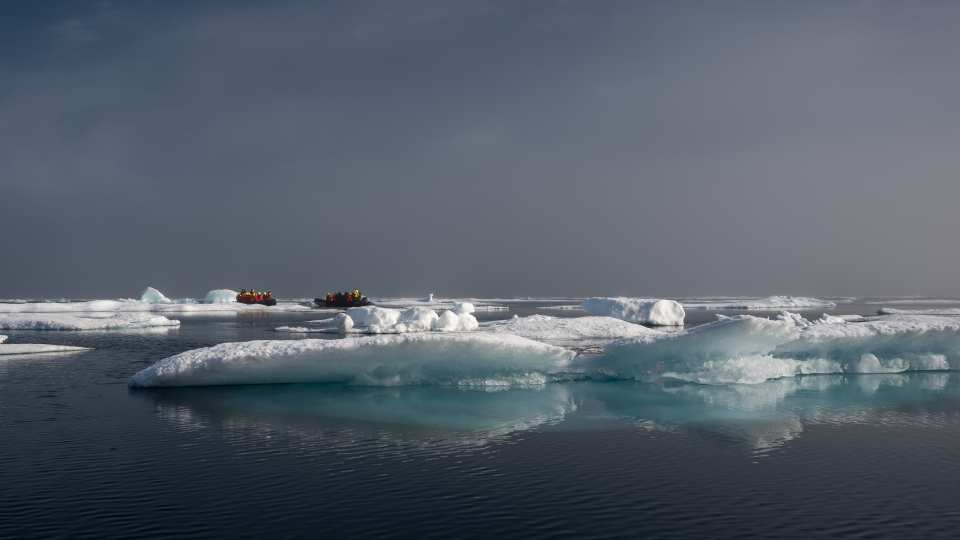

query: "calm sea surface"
(2, 301), (960, 539)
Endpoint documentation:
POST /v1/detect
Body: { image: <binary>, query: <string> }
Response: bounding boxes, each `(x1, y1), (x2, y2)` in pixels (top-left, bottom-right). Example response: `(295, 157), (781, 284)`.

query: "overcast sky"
(2, 0), (959, 299)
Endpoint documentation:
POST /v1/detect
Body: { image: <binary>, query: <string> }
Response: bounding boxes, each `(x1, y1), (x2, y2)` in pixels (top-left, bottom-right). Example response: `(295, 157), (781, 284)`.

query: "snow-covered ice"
(278, 306), (479, 335)
(0, 313), (181, 331)
(129, 333), (576, 387)
(878, 307), (960, 316)
(589, 312), (960, 385)
(483, 315), (657, 344)
(204, 289), (239, 304)
(582, 297), (685, 326)
(681, 296), (837, 310)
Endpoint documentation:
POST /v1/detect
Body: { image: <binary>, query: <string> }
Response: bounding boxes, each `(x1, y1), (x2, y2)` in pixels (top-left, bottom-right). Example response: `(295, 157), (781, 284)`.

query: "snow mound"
(0, 313), (181, 331)
(204, 289), (238, 304)
(140, 287), (173, 304)
(0, 335), (5, 344)
(484, 315), (657, 343)
(589, 312), (960, 385)
(582, 297), (685, 326)
(433, 310), (479, 332)
(682, 296), (837, 310)
(129, 333), (576, 388)
(0, 342), (91, 355)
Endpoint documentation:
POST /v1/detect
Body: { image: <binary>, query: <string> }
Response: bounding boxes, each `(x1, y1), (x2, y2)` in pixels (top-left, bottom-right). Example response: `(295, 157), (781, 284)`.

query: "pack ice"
(0, 287), (309, 314)
(130, 333), (575, 388)
(582, 297), (685, 326)
(589, 312), (960, 384)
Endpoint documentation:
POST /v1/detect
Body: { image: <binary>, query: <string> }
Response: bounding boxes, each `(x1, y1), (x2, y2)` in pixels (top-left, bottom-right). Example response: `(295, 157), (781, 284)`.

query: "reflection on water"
(138, 373), (959, 456)
(138, 384), (576, 452)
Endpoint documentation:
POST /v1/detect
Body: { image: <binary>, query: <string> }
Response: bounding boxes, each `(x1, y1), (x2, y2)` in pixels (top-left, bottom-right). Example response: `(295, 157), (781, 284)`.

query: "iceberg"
(0, 313), (180, 331)
(203, 289), (238, 304)
(129, 333), (576, 388)
(140, 286), (173, 304)
(483, 315), (656, 344)
(582, 297), (685, 326)
(589, 312), (960, 385)
(681, 296), (837, 310)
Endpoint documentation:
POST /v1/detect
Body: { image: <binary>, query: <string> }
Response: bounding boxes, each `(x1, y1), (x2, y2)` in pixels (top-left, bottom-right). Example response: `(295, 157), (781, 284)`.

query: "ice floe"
(681, 296), (837, 310)
(582, 297), (685, 326)
(483, 315), (657, 344)
(129, 333), (576, 387)
(589, 312), (960, 385)
(0, 342), (91, 355)
(0, 313), (180, 331)
(878, 307), (960, 316)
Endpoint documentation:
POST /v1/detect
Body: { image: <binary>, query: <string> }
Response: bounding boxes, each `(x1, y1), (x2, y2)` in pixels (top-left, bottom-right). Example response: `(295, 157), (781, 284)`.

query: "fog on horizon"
(2, 0), (958, 299)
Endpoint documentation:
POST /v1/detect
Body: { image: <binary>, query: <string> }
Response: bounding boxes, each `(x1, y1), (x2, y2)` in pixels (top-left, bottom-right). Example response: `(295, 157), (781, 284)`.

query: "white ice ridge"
(582, 297), (685, 326)
(129, 333), (576, 388)
(483, 315), (657, 343)
(0, 313), (180, 331)
(275, 305), (478, 335)
(681, 296), (837, 310)
(588, 312), (960, 385)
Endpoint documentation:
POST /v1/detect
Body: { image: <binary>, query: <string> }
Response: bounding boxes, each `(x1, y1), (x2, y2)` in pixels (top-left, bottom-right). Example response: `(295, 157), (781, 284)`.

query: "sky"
(2, 0), (960, 299)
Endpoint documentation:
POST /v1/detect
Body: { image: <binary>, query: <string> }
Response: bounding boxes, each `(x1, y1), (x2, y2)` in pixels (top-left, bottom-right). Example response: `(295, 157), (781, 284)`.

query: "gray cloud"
(2, 0), (959, 298)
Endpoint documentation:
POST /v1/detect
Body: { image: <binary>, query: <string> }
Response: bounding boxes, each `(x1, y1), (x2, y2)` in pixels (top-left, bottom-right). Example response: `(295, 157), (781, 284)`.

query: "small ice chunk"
(582, 297), (685, 326)
(0, 343), (92, 355)
(346, 306), (402, 333)
(0, 335), (6, 344)
(395, 307), (439, 333)
(140, 287), (172, 304)
(204, 289), (239, 304)
(453, 302), (475, 315)
(433, 310), (479, 332)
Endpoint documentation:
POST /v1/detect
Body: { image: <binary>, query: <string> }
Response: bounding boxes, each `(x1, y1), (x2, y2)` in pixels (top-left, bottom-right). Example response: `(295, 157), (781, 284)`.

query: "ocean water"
(3, 301), (960, 538)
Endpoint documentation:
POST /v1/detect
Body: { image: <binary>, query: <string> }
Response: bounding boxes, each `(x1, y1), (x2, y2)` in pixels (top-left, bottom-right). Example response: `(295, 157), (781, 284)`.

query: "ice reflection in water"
(138, 373), (958, 457)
